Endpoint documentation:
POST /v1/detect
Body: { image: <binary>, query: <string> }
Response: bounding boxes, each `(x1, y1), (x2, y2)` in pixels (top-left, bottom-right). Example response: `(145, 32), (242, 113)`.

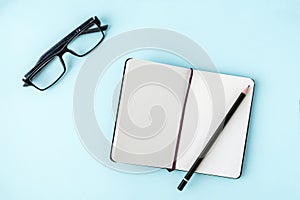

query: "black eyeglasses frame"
(22, 16), (108, 91)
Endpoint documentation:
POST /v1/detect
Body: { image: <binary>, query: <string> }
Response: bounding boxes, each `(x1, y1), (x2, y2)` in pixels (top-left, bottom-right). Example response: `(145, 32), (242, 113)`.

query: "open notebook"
(111, 58), (254, 178)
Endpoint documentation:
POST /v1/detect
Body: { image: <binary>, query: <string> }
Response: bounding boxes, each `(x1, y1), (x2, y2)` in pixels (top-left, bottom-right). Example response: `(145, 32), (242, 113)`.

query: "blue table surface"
(1, 0), (299, 199)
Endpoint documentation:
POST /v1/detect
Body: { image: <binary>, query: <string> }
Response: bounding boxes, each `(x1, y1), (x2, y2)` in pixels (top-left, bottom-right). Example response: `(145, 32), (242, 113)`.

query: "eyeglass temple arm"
(28, 24), (108, 71)
(33, 24), (108, 64)
(82, 25), (108, 35)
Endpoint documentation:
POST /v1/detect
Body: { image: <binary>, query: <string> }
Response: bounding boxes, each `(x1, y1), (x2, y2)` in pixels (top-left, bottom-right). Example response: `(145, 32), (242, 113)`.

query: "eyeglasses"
(22, 16), (108, 91)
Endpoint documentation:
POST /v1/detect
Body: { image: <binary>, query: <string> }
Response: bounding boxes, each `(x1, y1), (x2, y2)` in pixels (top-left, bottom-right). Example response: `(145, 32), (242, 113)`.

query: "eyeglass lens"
(67, 24), (104, 56)
(30, 56), (65, 90)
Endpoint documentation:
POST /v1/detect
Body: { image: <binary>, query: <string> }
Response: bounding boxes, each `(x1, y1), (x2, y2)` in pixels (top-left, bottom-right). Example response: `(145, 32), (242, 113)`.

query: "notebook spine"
(169, 68), (194, 171)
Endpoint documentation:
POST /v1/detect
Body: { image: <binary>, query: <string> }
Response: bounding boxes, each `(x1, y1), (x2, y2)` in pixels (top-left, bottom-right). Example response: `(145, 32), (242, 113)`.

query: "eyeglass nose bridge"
(65, 48), (85, 57)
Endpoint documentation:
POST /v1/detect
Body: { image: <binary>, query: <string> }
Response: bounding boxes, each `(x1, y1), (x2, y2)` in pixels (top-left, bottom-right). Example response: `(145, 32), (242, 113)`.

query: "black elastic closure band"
(168, 68), (194, 171)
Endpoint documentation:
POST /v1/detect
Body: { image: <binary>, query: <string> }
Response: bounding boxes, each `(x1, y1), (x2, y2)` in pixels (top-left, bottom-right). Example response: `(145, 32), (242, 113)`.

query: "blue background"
(1, 0), (299, 199)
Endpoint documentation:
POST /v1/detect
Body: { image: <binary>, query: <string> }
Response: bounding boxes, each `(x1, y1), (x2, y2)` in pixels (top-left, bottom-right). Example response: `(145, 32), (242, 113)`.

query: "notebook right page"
(176, 70), (254, 178)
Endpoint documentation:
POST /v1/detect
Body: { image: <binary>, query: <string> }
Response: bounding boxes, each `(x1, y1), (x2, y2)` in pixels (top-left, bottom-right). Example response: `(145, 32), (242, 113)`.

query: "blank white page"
(176, 70), (254, 178)
(111, 59), (191, 169)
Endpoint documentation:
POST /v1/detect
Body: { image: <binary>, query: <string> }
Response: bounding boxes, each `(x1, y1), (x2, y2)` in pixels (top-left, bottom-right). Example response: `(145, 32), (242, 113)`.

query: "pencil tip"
(242, 85), (250, 94)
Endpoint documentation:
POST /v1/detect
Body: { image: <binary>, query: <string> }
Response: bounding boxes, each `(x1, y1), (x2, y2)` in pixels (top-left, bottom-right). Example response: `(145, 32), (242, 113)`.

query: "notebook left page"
(111, 59), (191, 169)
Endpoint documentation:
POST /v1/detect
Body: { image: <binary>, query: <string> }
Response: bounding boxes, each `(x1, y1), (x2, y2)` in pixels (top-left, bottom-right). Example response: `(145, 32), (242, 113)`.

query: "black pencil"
(177, 85), (250, 191)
